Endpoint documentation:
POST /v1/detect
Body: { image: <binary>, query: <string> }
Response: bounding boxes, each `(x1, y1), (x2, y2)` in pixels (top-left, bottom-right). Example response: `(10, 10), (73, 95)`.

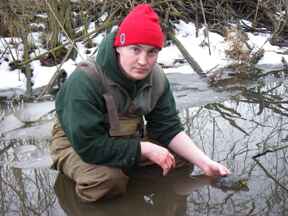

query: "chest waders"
(77, 60), (166, 138)
(50, 61), (192, 203)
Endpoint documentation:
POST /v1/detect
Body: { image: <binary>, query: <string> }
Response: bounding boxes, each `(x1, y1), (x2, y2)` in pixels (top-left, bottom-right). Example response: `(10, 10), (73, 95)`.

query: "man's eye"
(130, 46), (140, 53)
(148, 50), (159, 57)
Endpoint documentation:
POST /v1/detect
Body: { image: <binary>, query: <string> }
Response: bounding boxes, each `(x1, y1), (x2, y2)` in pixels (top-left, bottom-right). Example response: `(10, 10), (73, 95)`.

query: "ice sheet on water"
(9, 145), (53, 169)
(14, 101), (55, 123)
(0, 114), (25, 134)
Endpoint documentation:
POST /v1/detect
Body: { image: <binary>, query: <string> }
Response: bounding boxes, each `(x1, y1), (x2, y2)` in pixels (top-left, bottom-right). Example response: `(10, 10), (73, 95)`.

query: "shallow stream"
(0, 72), (287, 216)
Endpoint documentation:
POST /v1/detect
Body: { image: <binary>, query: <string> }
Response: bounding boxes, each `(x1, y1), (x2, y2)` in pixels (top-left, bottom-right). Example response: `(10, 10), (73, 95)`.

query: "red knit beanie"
(114, 4), (164, 49)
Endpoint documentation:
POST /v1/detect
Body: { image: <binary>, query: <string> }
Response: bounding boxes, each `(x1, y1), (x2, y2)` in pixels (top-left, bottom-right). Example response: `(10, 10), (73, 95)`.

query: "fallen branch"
(17, 18), (115, 68)
(167, 31), (206, 78)
(37, 44), (75, 99)
(0, 46), (8, 60)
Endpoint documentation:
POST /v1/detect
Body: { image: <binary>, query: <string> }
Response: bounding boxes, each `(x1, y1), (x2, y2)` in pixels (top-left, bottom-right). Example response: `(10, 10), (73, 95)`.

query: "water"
(10, 145), (53, 169)
(0, 73), (287, 215)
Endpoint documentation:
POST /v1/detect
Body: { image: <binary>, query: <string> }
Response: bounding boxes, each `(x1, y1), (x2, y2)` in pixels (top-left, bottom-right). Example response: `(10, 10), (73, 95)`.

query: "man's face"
(116, 44), (160, 80)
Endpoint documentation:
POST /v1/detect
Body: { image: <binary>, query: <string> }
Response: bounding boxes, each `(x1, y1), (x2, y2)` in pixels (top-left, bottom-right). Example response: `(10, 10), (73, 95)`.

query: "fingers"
(161, 152), (175, 176)
(213, 163), (231, 176)
(205, 161), (231, 177)
(219, 166), (231, 176)
(140, 141), (176, 176)
(170, 153), (176, 168)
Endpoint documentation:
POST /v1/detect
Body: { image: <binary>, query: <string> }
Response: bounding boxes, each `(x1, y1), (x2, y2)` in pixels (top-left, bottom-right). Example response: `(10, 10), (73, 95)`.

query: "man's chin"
(134, 73), (149, 80)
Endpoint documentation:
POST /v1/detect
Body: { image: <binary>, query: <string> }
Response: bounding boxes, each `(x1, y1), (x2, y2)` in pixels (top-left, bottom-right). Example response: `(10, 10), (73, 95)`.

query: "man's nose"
(137, 52), (148, 65)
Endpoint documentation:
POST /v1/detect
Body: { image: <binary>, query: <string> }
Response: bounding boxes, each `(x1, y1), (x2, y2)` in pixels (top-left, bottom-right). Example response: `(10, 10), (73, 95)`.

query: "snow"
(258, 51), (285, 65)
(1, 20), (288, 92)
(0, 61), (25, 89)
(30, 59), (77, 89)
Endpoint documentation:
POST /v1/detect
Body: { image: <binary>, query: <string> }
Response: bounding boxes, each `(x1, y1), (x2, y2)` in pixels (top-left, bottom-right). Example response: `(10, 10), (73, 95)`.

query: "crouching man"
(50, 3), (230, 202)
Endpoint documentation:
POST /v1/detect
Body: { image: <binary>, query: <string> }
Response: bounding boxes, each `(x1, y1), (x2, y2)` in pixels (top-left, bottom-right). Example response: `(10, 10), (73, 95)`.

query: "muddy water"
(0, 74), (287, 216)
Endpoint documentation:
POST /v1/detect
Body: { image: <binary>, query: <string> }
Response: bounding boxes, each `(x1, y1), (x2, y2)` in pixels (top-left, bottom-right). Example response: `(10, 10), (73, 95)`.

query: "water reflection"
(0, 166), (61, 216)
(0, 75), (288, 215)
(54, 167), (194, 216)
(179, 76), (288, 215)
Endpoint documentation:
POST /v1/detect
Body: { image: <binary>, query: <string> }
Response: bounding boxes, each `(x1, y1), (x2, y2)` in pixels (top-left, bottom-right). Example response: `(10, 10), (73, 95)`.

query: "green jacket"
(55, 31), (184, 169)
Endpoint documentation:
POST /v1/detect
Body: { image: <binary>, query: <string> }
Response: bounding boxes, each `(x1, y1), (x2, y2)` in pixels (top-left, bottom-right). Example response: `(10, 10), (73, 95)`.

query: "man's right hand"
(140, 141), (175, 176)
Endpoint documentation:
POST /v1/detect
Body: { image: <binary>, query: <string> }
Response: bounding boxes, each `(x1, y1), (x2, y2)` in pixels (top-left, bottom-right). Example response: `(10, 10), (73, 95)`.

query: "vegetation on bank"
(1, 0), (288, 97)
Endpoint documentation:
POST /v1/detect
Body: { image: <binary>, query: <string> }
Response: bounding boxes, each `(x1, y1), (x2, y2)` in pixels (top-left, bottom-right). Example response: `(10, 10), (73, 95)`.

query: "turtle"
(211, 175), (249, 191)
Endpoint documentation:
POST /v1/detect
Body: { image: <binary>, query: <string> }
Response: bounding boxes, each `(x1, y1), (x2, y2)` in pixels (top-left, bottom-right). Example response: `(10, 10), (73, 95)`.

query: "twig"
(199, 0), (211, 55)
(252, 0), (261, 29)
(17, 18), (115, 67)
(212, 117), (215, 160)
(253, 157), (288, 193)
(0, 140), (16, 156)
(37, 45), (75, 99)
(45, 0), (84, 61)
(252, 144), (288, 159)
(167, 31), (206, 78)
(0, 46), (8, 60)
(0, 38), (17, 63)
(256, 68), (285, 79)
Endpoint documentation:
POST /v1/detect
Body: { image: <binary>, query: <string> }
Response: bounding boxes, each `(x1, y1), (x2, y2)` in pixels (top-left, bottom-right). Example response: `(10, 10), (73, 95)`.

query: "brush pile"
(1, 0), (288, 42)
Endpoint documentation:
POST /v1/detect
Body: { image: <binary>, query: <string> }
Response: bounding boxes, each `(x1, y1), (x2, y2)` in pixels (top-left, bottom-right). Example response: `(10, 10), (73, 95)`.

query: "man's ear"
(115, 47), (121, 54)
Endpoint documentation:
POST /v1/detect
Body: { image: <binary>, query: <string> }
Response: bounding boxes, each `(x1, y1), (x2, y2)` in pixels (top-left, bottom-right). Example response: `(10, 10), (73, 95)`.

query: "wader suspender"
(77, 61), (121, 134)
(77, 60), (165, 137)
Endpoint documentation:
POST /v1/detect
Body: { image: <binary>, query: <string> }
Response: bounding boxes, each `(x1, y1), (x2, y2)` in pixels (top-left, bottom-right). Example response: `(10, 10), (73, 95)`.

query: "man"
(50, 3), (230, 202)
